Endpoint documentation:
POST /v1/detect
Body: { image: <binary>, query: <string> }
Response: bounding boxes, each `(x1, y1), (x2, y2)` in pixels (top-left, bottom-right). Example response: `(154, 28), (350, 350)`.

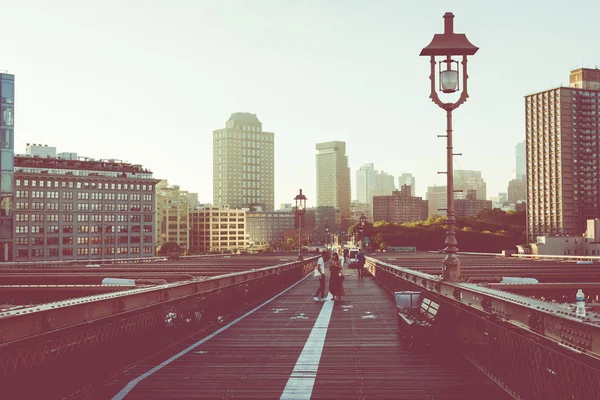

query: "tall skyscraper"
(0, 73), (14, 261)
(374, 171), (396, 196)
(515, 141), (526, 181)
(454, 170), (487, 200)
(213, 113), (274, 211)
(316, 141), (351, 229)
(399, 173), (416, 197)
(526, 68), (600, 242)
(356, 163), (376, 204)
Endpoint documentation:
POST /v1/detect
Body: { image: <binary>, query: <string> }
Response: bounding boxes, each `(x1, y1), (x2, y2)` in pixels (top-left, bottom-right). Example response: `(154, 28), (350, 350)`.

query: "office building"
(373, 185), (428, 224)
(213, 112), (274, 211)
(374, 171), (396, 197)
(399, 173), (416, 197)
(515, 141), (526, 181)
(13, 153), (158, 261)
(454, 170), (486, 200)
(26, 144), (56, 158)
(350, 200), (372, 225)
(426, 185), (447, 217)
(455, 190), (492, 218)
(246, 211), (295, 246)
(356, 163), (376, 204)
(0, 73), (14, 261)
(189, 206), (248, 253)
(316, 141), (351, 229)
(508, 179), (526, 204)
(155, 180), (191, 252)
(526, 68), (600, 242)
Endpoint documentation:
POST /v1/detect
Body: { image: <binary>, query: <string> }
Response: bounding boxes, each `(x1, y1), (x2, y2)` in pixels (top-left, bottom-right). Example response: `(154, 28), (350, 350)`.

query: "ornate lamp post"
(294, 189), (307, 260)
(420, 12), (478, 282)
(359, 212), (367, 249)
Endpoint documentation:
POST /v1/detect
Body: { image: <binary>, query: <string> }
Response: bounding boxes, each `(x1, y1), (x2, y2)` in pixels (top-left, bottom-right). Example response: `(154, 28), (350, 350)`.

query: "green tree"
(159, 241), (181, 256)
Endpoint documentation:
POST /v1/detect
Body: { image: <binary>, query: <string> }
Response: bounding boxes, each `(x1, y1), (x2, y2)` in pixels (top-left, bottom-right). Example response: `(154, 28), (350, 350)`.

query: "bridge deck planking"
(82, 266), (509, 399)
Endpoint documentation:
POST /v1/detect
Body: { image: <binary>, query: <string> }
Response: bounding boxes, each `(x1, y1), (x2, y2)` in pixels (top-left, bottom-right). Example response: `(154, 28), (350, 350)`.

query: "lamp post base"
(442, 255), (461, 282)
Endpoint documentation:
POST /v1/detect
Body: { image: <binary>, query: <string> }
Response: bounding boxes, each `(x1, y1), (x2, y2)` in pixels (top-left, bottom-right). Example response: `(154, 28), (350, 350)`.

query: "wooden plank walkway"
(85, 266), (510, 399)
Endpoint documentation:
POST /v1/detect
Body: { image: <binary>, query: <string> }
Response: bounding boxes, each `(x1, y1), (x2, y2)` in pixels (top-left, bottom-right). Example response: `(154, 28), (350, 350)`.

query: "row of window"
(16, 246), (154, 257)
(15, 225), (154, 234)
(15, 190), (151, 201)
(14, 202), (152, 211)
(15, 235), (153, 245)
(16, 179), (154, 191)
(15, 213), (152, 222)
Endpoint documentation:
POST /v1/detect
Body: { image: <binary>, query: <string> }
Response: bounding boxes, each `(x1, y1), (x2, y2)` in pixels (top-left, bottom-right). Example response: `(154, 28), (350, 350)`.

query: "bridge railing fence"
(366, 257), (600, 400)
(0, 257), (317, 399)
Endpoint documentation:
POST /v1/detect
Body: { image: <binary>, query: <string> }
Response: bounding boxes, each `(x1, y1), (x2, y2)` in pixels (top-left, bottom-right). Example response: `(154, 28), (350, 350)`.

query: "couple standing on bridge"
(313, 251), (346, 301)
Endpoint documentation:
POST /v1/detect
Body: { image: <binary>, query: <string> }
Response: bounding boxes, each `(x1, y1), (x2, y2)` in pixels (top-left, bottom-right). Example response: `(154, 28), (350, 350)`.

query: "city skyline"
(2, 1), (600, 207)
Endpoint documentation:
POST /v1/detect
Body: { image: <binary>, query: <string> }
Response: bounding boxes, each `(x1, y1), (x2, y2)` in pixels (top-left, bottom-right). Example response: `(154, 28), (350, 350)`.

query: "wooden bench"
(397, 297), (440, 348)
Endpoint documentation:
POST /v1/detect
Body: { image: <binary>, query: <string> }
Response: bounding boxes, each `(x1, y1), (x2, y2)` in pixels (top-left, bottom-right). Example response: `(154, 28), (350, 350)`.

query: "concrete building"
(454, 170), (486, 200)
(13, 154), (158, 261)
(213, 112), (274, 211)
(515, 141), (526, 181)
(246, 211), (295, 246)
(356, 163), (376, 205)
(280, 203), (292, 212)
(374, 171), (395, 197)
(426, 185), (447, 217)
(0, 73), (14, 261)
(315, 141), (351, 229)
(58, 152), (78, 160)
(350, 200), (372, 225)
(26, 144), (56, 158)
(189, 206), (248, 253)
(399, 173), (416, 197)
(532, 219), (600, 256)
(373, 185), (428, 224)
(155, 180), (191, 252)
(455, 190), (492, 218)
(526, 68), (600, 242)
(508, 179), (526, 204)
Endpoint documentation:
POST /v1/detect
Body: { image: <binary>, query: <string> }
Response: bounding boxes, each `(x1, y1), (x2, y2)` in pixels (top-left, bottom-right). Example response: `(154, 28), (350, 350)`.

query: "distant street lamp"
(359, 212), (367, 248)
(420, 12), (478, 282)
(294, 189), (307, 260)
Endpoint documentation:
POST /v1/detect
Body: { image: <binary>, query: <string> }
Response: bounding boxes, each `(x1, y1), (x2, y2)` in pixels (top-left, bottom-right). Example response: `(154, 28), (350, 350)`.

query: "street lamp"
(420, 12), (478, 282)
(359, 212), (367, 248)
(294, 188), (307, 260)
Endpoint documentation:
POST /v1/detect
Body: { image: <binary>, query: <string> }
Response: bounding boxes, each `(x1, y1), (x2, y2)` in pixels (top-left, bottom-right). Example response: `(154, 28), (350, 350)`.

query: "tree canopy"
(350, 209), (526, 253)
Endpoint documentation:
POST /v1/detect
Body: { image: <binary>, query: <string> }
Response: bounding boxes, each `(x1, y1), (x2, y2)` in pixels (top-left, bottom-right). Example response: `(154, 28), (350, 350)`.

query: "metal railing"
(0, 256), (317, 399)
(367, 257), (600, 400)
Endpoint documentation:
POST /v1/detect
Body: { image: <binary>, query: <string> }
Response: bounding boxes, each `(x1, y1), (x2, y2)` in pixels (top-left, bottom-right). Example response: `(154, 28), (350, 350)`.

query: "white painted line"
(280, 294), (334, 400)
(112, 273), (314, 400)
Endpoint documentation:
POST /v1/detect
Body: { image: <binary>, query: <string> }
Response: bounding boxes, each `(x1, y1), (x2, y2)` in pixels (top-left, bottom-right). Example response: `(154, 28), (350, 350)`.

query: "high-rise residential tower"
(316, 141), (351, 229)
(526, 68), (600, 242)
(213, 113), (274, 211)
(0, 73), (14, 261)
(356, 163), (376, 204)
(515, 141), (526, 182)
(399, 173), (416, 197)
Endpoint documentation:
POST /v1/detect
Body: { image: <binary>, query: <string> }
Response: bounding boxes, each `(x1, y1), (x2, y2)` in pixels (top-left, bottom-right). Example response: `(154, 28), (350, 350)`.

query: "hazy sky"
(2, 0), (600, 207)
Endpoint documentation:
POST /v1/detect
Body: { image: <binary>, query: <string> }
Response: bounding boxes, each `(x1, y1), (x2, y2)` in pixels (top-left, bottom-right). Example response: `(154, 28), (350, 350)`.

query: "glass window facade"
(0, 73), (14, 260)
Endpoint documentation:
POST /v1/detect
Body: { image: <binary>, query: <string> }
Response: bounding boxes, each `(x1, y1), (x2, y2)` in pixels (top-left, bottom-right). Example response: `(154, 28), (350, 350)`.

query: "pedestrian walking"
(313, 250), (327, 301)
(329, 252), (345, 301)
(357, 248), (366, 279)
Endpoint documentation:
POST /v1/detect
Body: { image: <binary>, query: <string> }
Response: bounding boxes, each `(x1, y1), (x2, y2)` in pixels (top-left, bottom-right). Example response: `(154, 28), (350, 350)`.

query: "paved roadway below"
(83, 264), (510, 399)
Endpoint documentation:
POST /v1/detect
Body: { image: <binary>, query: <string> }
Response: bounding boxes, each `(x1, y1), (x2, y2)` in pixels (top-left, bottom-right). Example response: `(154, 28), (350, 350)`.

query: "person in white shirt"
(313, 250), (327, 301)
